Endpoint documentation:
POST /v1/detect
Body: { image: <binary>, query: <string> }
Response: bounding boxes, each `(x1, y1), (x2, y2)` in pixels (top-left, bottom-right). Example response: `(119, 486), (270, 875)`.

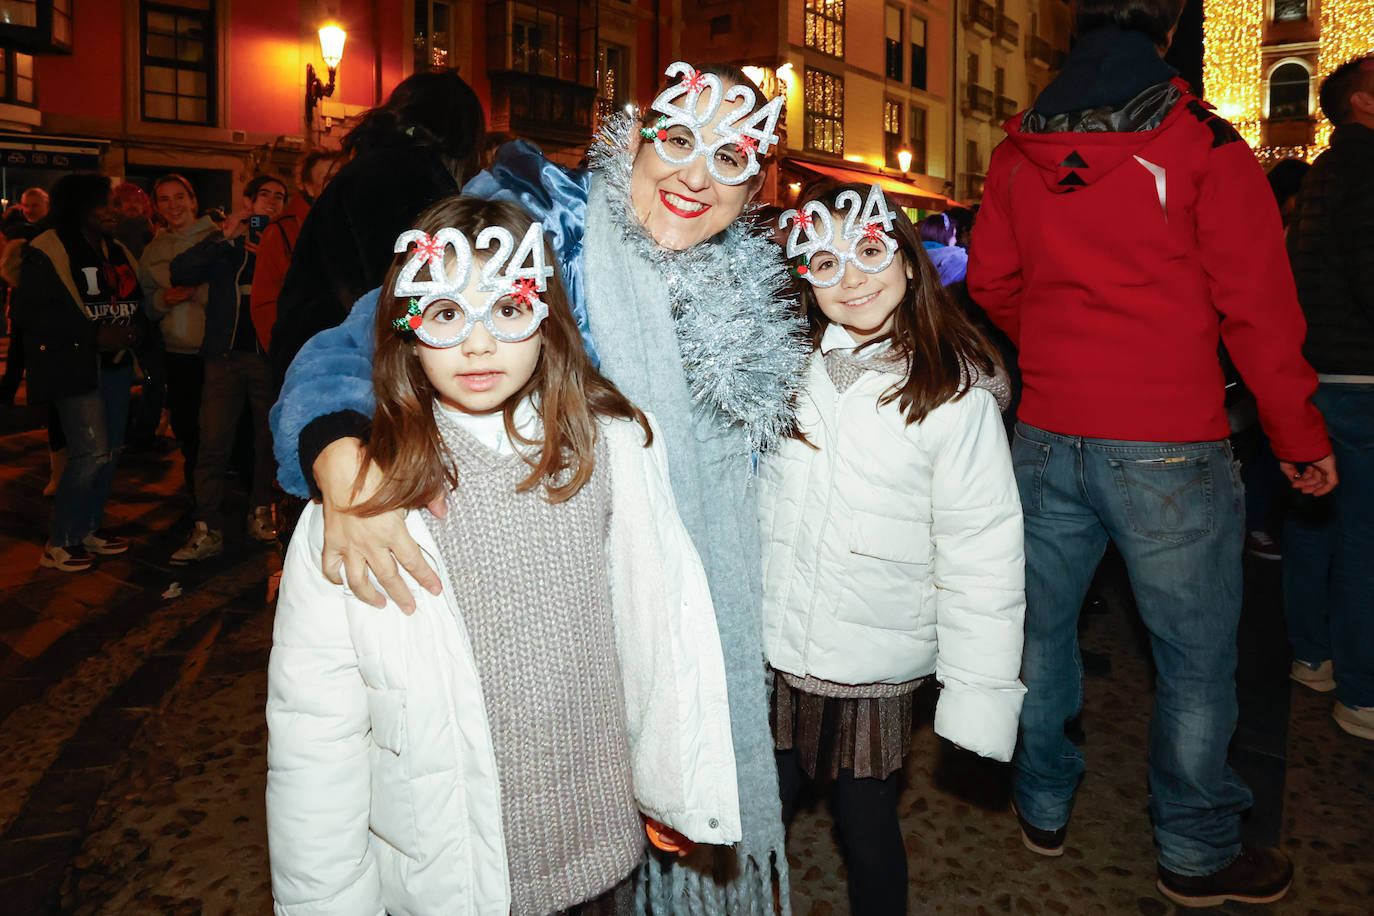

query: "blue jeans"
(50, 363), (132, 547)
(1011, 423), (1252, 875)
(1282, 383), (1374, 708)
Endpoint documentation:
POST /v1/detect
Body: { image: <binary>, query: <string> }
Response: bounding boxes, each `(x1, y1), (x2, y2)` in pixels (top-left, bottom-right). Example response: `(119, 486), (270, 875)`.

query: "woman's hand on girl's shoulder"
(314, 437), (443, 613)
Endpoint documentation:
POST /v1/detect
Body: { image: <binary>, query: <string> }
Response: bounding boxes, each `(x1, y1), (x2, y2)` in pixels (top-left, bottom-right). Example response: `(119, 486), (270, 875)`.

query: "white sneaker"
(1333, 702), (1374, 740)
(1290, 659), (1337, 693)
(171, 521), (223, 564)
(247, 506), (278, 542)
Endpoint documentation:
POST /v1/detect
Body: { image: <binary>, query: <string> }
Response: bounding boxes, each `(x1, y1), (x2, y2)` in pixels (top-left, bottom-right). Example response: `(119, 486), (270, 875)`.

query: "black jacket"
(269, 139), (459, 377)
(16, 229), (148, 402)
(1287, 123), (1374, 375)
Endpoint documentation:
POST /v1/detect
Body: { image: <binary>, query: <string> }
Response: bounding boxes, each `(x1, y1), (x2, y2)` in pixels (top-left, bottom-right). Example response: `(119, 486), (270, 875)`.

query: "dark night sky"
(1166, 0), (1206, 95)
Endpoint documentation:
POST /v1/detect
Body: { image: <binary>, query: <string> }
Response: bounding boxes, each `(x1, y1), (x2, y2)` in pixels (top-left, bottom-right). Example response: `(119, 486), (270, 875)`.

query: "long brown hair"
(356, 196), (650, 514)
(794, 182), (1002, 425)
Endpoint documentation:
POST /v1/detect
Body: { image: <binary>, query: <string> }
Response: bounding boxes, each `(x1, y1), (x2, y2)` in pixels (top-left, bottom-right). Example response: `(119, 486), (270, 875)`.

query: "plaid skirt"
(770, 675), (919, 781)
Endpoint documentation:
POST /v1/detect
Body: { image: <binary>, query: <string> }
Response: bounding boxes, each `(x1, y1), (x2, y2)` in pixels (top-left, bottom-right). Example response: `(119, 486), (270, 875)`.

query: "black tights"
(777, 748), (908, 915)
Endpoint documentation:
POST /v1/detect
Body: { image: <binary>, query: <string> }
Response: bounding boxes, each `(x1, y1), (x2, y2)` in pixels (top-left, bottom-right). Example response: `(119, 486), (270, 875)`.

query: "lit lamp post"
(305, 23), (347, 125)
(897, 149), (913, 175)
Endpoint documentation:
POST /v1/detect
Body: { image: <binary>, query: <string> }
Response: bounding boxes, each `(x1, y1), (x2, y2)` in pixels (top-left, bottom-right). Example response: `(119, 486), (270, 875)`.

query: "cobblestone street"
(0, 405), (1370, 915)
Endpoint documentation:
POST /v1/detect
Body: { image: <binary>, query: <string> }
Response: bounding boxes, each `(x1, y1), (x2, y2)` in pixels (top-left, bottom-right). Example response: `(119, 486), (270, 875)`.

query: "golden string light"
(1204, 0), (1374, 162)
(1202, 0), (1265, 147)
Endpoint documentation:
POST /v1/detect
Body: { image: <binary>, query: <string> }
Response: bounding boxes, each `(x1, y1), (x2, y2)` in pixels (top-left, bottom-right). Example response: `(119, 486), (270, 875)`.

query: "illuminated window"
(804, 67), (844, 154)
(0, 49), (34, 106)
(1268, 62), (1310, 120)
(911, 16), (927, 90)
(885, 7), (902, 80)
(884, 99), (903, 166)
(141, 1), (214, 126)
(414, 1), (455, 72)
(1273, 0), (1307, 22)
(805, 0), (844, 58)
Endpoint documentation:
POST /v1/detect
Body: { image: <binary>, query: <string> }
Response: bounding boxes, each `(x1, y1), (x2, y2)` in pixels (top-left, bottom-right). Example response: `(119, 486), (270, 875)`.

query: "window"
(141, 1), (214, 125)
(1268, 62), (1310, 120)
(1273, 0), (1306, 21)
(0, 48), (35, 105)
(414, 1), (455, 71)
(884, 99), (903, 167)
(885, 7), (902, 81)
(966, 139), (981, 174)
(911, 16), (927, 90)
(804, 67), (844, 154)
(909, 105), (927, 173)
(0, 1), (36, 28)
(994, 66), (1006, 96)
(967, 53), (981, 86)
(597, 41), (629, 108)
(805, 0), (844, 58)
(52, 0), (69, 47)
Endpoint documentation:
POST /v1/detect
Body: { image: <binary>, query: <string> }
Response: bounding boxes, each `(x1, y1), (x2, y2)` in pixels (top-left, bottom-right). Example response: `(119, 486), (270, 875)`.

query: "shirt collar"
(819, 322), (892, 356)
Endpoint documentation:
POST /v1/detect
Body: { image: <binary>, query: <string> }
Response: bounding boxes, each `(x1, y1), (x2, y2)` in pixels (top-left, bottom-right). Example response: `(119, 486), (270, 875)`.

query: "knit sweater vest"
(423, 412), (644, 916)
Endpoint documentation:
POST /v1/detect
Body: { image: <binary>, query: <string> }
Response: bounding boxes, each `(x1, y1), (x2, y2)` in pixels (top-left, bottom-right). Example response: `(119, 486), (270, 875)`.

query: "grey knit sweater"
(423, 410), (644, 915)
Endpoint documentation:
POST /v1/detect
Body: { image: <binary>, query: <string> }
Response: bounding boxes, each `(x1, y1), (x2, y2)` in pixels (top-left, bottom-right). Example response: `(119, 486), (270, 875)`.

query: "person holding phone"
(168, 176), (287, 562)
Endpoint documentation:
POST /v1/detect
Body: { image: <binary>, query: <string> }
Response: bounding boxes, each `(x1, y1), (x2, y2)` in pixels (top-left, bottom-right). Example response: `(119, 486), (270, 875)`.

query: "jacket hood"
(1004, 79), (1201, 194)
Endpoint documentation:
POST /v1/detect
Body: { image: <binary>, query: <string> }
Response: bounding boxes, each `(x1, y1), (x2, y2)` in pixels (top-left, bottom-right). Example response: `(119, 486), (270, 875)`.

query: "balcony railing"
(965, 84), (994, 117)
(996, 94), (1019, 120)
(487, 70), (598, 146)
(996, 15), (1019, 46)
(1028, 35), (1053, 67)
(964, 1), (995, 34)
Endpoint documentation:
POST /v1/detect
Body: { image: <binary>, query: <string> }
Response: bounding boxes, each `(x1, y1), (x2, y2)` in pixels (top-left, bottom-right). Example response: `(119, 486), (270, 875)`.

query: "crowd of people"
(2, 0), (1370, 912)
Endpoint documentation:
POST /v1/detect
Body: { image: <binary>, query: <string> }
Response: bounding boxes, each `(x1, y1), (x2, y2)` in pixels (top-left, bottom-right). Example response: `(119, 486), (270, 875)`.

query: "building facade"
(954, 0), (1070, 200)
(0, 0), (412, 210)
(1203, 0), (1374, 165)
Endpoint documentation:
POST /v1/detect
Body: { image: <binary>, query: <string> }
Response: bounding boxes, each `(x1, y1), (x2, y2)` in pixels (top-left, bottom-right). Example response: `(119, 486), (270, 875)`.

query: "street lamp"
(897, 149), (913, 174)
(306, 23), (347, 123)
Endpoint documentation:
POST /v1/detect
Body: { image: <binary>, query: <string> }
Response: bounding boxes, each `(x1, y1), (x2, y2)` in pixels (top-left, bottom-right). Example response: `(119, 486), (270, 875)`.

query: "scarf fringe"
(633, 846), (790, 916)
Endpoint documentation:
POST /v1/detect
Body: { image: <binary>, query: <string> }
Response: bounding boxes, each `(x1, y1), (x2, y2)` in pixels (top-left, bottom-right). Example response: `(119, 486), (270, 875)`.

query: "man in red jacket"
(968, 0), (1336, 908)
(249, 149), (341, 352)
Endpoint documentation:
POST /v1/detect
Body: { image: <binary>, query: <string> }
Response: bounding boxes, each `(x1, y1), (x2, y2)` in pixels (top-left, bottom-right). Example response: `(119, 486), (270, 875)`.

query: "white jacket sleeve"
(266, 506), (384, 916)
(925, 388), (1027, 762)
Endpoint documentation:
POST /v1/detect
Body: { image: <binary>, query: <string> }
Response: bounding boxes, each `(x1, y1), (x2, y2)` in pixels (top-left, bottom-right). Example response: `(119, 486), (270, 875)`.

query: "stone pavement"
(0, 407), (1370, 915)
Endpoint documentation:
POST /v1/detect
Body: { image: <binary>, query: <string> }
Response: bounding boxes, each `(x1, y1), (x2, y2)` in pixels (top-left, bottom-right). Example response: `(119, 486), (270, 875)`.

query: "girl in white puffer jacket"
(266, 199), (739, 916)
(760, 183), (1026, 915)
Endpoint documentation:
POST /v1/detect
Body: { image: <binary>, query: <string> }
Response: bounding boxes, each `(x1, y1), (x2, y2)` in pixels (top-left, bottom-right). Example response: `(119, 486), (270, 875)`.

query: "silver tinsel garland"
(588, 114), (810, 455)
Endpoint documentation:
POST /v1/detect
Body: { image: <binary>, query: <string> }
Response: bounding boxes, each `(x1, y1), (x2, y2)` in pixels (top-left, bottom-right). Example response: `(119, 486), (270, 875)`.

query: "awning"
(783, 157), (961, 210)
(0, 133), (107, 171)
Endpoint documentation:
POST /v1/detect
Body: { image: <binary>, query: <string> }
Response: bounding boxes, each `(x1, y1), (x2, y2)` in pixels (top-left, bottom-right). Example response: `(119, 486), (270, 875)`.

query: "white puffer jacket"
(758, 345), (1027, 762)
(266, 416), (741, 916)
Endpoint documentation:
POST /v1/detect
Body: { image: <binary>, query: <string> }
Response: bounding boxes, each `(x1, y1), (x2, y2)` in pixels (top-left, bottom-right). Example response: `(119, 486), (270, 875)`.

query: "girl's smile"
(456, 370), (504, 392)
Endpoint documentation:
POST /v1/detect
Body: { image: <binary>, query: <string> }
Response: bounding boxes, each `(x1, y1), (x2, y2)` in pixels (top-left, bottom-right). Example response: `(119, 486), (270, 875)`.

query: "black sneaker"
(1011, 801), (1065, 857)
(1157, 845), (1294, 908)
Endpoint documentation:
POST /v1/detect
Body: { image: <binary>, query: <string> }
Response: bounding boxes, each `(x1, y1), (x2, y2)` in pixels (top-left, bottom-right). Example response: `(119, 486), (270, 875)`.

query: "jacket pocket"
(366, 688), (419, 855)
(839, 512), (931, 632)
(849, 510), (931, 565)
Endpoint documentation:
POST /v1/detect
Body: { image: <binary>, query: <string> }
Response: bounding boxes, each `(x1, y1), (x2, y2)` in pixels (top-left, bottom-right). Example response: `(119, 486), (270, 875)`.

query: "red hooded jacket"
(968, 78), (1329, 462)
